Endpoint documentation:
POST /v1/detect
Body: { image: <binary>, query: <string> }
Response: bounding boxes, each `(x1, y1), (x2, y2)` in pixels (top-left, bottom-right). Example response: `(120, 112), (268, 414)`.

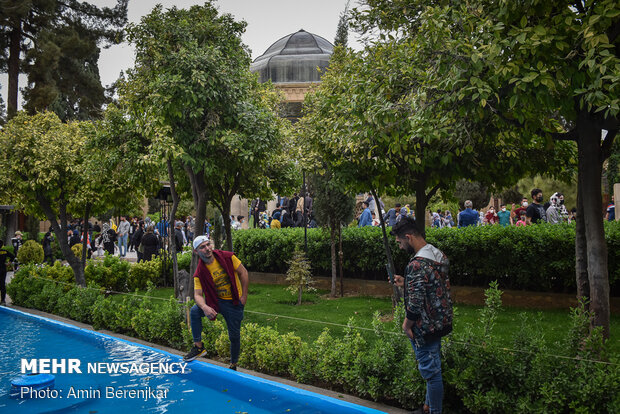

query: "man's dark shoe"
(410, 405), (430, 414)
(229, 363), (237, 371)
(183, 345), (206, 362)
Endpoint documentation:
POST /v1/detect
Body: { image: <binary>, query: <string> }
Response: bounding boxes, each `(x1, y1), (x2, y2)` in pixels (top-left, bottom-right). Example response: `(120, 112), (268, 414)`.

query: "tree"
(285, 247), (315, 306)
(454, 180), (490, 210)
(0, 83), (5, 125)
(0, 111), (91, 285)
(309, 170), (356, 297)
(203, 80), (296, 252)
(123, 2), (250, 254)
(351, 0), (619, 337)
(0, 0), (128, 119)
(334, 0), (351, 47)
(124, 2), (296, 264)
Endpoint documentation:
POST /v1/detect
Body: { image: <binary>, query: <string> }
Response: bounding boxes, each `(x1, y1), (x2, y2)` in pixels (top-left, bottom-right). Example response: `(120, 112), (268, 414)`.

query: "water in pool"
(0, 308), (382, 413)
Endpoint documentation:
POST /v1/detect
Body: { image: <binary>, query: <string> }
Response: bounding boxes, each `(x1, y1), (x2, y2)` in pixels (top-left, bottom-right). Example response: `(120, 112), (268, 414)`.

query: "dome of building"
(251, 29), (334, 84)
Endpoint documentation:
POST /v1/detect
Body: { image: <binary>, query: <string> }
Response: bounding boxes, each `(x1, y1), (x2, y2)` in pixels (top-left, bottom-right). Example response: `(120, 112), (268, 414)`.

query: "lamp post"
(155, 185), (172, 286)
(303, 171), (307, 254)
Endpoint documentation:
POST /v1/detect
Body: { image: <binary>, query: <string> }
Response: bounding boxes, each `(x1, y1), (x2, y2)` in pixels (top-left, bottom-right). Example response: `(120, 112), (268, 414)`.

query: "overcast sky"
(1, 0), (360, 110)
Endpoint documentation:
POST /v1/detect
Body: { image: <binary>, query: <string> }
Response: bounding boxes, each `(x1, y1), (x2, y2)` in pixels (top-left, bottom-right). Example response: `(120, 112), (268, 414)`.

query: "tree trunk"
(297, 285), (303, 306)
(37, 196), (85, 286)
(414, 180), (428, 238)
(577, 116), (610, 338)
(371, 189), (402, 305)
(7, 23), (21, 119)
(330, 218), (337, 297)
(575, 180), (589, 306)
(338, 224), (344, 298)
(167, 159), (181, 300)
(80, 203), (91, 271)
(221, 205), (233, 252)
(184, 165), (208, 296)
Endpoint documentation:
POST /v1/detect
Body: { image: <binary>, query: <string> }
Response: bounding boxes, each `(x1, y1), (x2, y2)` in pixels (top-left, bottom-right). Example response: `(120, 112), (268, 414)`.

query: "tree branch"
(426, 183), (442, 202)
(602, 129), (617, 161)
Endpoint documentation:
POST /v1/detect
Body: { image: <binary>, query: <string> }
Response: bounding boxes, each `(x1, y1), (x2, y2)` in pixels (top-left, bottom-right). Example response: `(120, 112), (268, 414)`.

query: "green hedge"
(232, 222), (620, 294)
(6, 272), (619, 412)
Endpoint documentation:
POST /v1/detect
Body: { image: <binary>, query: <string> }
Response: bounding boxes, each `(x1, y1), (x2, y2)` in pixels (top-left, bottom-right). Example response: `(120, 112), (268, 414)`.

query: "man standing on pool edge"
(184, 235), (249, 370)
(391, 217), (453, 414)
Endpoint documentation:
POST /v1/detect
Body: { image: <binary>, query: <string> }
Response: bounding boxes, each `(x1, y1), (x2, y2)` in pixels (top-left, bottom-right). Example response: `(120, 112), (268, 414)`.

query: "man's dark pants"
(190, 299), (244, 364)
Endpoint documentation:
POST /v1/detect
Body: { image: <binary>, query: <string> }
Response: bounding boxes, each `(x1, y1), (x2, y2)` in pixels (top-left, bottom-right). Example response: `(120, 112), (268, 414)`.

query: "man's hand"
(402, 318), (414, 340)
(201, 305), (217, 319)
(240, 295), (247, 305)
(393, 274), (405, 287)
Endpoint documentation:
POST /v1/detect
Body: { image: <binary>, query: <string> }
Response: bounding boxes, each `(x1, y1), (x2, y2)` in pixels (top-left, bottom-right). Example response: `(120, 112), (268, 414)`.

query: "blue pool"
(0, 307), (385, 413)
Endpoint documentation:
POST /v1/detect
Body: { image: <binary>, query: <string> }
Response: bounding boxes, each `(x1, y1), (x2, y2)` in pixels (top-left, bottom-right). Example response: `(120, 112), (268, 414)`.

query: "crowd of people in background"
(355, 188), (617, 229)
(454, 188), (576, 228)
(246, 192), (316, 230)
(3, 187), (616, 269)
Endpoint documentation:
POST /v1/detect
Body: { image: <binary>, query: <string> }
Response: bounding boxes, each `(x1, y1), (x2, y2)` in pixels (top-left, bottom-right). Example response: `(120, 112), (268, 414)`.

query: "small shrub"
(131, 297), (185, 348)
(85, 255), (130, 291)
(128, 259), (160, 291)
(17, 240), (44, 265)
(71, 243), (83, 259)
(177, 251), (191, 272)
(285, 247), (315, 305)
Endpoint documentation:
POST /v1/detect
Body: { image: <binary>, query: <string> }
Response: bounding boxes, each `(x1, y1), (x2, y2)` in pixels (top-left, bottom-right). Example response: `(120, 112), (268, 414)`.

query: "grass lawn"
(139, 283), (620, 355)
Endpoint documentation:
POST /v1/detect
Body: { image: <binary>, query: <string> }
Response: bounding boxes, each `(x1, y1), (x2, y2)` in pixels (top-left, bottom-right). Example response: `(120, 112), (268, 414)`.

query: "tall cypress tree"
(0, 0), (128, 120)
(333, 0), (350, 47)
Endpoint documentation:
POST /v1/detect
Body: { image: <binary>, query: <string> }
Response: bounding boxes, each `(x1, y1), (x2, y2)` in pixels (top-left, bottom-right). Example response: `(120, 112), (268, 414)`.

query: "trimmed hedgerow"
(7, 268), (619, 412)
(233, 222), (620, 294)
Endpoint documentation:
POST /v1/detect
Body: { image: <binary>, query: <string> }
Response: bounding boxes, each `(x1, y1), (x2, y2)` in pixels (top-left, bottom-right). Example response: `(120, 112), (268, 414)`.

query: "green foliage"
(127, 259), (161, 291)
(17, 240), (44, 264)
(70, 243), (82, 260)
(176, 250), (192, 272)
(285, 248), (315, 304)
(454, 180), (490, 210)
(85, 254), (130, 291)
(131, 296), (185, 349)
(233, 223), (620, 294)
(1, 0), (128, 119)
(608, 139), (620, 194)
(309, 170), (356, 228)
(8, 268), (620, 411)
(54, 283), (102, 324)
(42, 261), (75, 292)
(443, 283), (619, 413)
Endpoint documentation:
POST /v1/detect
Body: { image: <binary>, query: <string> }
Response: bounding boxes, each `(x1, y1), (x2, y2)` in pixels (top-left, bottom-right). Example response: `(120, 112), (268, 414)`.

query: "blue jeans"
(118, 234), (128, 257)
(411, 338), (443, 414)
(191, 300), (244, 364)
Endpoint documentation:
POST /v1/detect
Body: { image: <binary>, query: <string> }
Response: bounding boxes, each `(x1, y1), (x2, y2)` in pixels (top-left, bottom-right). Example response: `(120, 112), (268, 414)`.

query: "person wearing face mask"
(497, 204), (512, 226)
(391, 217), (452, 414)
(546, 192), (568, 224)
(526, 188), (547, 225)
(485, 206), (499, 225)
(512, 198), (529, 223)
(184, 235), (249, 371)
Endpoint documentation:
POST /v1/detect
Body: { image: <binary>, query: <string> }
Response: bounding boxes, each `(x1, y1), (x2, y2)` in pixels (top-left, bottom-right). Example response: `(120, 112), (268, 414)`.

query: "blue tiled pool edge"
(1, 306), (386, 414)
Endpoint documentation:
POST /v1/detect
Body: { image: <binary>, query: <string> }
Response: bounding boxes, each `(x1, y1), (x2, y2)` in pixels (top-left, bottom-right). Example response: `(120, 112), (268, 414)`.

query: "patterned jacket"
(404, 244), (453, 347)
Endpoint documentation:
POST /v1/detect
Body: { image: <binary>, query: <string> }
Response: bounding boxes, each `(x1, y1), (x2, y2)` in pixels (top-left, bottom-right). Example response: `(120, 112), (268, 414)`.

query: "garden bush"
(233, 222), (620, 294)
(7, 266), (619, 412)
(127, 259), (161, 291)
(16, 240), (44, 265)
(85, 254), (131, 291)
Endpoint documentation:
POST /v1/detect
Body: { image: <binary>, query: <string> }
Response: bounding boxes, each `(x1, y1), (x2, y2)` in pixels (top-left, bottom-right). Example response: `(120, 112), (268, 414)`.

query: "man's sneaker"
(229, 363), (237, 371)
(183, 345), (206, 362)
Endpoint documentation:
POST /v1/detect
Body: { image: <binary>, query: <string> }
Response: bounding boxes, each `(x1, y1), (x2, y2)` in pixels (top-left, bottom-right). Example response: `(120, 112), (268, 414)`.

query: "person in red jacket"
(183, 235), (249, 371)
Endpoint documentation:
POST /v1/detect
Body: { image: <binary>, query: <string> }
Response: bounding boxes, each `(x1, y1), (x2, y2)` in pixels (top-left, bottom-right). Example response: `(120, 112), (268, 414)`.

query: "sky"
(1, 0), (360, 110)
